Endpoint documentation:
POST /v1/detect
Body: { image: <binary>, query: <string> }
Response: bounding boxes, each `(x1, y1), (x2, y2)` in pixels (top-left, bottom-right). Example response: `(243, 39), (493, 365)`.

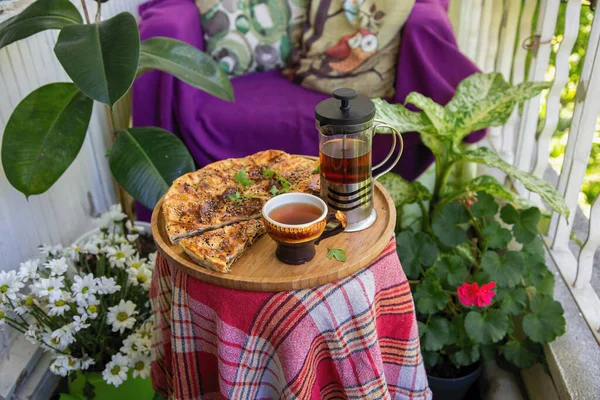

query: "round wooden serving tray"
(151, 181), (395, 292)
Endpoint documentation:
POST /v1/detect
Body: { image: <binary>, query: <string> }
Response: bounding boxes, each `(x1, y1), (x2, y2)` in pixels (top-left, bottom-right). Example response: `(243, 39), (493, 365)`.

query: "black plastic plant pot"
(427, 362), (482, 400)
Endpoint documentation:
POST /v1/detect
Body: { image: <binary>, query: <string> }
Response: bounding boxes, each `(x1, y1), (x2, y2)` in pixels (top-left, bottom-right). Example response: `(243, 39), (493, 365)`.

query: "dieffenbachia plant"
(0, 0), (233, 209)
(374, 73), (568, 373)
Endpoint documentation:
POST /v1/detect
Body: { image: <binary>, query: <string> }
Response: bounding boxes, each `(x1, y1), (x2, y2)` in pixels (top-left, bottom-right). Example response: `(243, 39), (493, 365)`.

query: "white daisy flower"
(96, 277), (120, 295)
(103, 233), (128, 246)
(49, 325), (75, 350)
(77, 298), (100, 320)
(83, 239), (103, 255)
(80, 355), (95, 370)
(102, 354), (129, 387)
(25, 324), (40, 345)
(107, 300), (138, 334)
(120, 334), (140, 356)
(47, 291), (72, 316)
(140, 317), (154, 336)
(50, 357), (69, 377)
(0, 270), (25, 303)
(131, 354), (151, 379)
(0, 306), (6, 326)
(126, 220), (142, 234)
(106, 244), (135, 269)
(127, 265), (152, 290)
(39, 244), (63, 259)
(127, 255), (147, 270)
(34, 276), (65, 303)
(108, 204), (127, 223)
(148, 252), (157, 270)
(126, 234), (139, 243)
(17, 259), (40, 282)
(72, 274), (97, 305)
(64, 245), (83, 262)
(44, 258), (69, 277)
(72, 314), (90, 332)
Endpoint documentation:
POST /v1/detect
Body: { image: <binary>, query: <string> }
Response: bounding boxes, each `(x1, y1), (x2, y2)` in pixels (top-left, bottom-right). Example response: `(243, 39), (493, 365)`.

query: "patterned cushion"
(196, 0), (307, 76)
(288, 0), (415, 98)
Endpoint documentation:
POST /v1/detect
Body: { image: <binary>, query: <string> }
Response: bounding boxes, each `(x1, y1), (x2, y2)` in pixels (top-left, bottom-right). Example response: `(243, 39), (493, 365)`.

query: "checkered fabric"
(150, 239), (431, 399)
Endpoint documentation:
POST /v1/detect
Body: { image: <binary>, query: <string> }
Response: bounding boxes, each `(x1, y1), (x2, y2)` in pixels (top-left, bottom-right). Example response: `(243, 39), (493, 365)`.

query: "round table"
(149, 239), (432, 399)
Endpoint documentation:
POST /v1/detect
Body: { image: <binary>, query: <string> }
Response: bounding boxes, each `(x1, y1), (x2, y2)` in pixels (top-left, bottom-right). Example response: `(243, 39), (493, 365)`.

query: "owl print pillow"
(196, 0), (307, 76)
(288, 0), (415, 98)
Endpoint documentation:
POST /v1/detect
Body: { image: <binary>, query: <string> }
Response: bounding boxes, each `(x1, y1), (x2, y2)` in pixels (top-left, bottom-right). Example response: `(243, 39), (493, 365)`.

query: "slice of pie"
(178, 219), (266, 273)
(163, 150), (319, 243)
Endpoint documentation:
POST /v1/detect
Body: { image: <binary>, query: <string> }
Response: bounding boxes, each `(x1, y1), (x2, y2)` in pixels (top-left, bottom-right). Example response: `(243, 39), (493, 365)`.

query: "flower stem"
(80, 0), (91, 24)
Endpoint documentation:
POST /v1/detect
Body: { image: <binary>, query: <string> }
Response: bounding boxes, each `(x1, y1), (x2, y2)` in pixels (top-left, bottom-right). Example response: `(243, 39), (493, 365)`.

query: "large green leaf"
(482, 221), (512, 250)
(465, 310), (510, 344)
(422, 317), (451, 351)
(373, 98), (435, 134)
(435, 255), (468, 288)
(497, 287), (527, 315)
(414, 278), (448, 314)
(1, 83), (92, 197)
(138, 37), (233, 101)
(444, 73), (550, 144)
(379, 172), (431, 206)
(54, 12), (140, 107)
(0, 0), (82, 49)
(432, 202), (470, 246)
(405, 92), (449, 132)
(470, 191), (498, 219)
(109, 127), (195, 209)
(396, 231), (438, 279)
(523, 294), (565, 343)
(503, 339), (542, 369)
(461, 147), (569, 218)
(500, 205), (541, 244)
(481, 251), (525, 288)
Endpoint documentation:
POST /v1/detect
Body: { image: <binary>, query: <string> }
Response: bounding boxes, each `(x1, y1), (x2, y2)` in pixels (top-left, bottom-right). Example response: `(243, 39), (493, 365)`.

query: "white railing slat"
(475, 0), (493, 69)
(484, 0), (505, 73)
(514, 0), (561, 190)
(551, 11), (600, 249)
(532, 0), (583, 182)
(575, 195), (600, 288)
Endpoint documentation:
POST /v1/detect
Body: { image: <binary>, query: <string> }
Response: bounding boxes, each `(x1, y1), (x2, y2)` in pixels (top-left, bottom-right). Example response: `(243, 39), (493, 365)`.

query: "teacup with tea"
(262, 193), (347, 265)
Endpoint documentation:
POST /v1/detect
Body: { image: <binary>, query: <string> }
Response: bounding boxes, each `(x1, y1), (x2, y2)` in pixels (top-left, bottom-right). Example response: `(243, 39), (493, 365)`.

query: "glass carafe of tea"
(316, 88), (403, 232)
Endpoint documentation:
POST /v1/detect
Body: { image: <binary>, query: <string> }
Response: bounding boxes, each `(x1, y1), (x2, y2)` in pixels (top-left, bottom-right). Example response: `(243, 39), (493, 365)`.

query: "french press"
(316, 88), (403, 232)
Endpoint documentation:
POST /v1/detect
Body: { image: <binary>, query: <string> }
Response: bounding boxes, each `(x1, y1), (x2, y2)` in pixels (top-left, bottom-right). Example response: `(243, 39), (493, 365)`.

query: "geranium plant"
(0, 206), (155, 390)
(375, 73), (568, 375)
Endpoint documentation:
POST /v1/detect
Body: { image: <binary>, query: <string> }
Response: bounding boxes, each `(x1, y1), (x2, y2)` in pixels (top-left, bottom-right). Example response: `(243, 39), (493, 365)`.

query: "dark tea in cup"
(269, 203), (323, 225)
(319, 138), (371, 184)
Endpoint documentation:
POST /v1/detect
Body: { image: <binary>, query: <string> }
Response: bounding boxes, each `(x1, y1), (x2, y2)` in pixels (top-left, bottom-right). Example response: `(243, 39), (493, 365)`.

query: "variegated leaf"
(404, 92), (449, 132)
(461, 147), (569, 218)
(379, 172), (432, 206)
(373, 98), (435, 134)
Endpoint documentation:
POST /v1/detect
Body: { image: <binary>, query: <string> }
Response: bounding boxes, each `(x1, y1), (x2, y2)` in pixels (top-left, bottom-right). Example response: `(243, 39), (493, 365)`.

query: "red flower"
(457, 282), (497, 307)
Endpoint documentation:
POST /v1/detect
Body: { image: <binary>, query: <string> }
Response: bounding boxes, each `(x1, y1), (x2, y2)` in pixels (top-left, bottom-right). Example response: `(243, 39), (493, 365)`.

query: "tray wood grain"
(151, 182), (395, 292)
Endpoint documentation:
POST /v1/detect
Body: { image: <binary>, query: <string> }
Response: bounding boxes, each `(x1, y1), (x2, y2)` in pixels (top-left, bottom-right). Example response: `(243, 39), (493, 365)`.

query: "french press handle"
(371, 120), (404, 180)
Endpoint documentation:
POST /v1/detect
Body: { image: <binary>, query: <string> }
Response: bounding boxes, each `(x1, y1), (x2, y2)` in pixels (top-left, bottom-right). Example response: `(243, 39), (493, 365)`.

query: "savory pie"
(162, 150), (319, 272)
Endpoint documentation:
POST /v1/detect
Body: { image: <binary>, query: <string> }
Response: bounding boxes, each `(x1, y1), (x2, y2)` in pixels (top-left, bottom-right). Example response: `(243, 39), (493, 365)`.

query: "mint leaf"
(422, 317), (450, 351)
(501, 205), (541, 244)
(465, 310), (510, 344)
(414, 278), (448, 314)
(503, 339), (542, 369)
(234, 168), (254, 190)
(327, 248), (346, 262)
(262, 169), (276, 178)
(228, 191), (242, 202)
(269, 185), (278, 196)
(432, 202), (470, 246)
(470, 192), (498, 219)
(451, 345), (480, 367)
(497, 287), (527, 315)
(435, 255), (468, 287)
(396, 231), (439, 279)
(279, 177), (291, 193)
(482, 221), (512, 249)
(481, 251), (525, 288)
(523, 294), (565, 343)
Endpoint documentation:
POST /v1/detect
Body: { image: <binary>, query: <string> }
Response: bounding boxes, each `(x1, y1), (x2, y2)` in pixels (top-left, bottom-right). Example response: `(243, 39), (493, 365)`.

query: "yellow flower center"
(88, 305), (98, 313)
(0, 311), (5, 319)
(134, 361), (145, 371)
(117, 312), (129, 322)
(115, 251), (125, 259)
(0, 285), (8, 293)
(51, 337), (60, 345)
(131, 262), (141, 269)
(82, 286), (89, 294)
(55, 300), (66, 307)
(111, 365), (121, 375)
(137, 274), (147, 283)
(68, 357), (77, 367)
(74, 246), (81, 252)
(48, 286), (54, 292)
(25, 296), (34, 306)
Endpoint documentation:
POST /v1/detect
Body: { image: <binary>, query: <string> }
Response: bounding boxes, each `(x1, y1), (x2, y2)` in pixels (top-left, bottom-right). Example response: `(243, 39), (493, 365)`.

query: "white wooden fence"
(449, 0), (600, 345)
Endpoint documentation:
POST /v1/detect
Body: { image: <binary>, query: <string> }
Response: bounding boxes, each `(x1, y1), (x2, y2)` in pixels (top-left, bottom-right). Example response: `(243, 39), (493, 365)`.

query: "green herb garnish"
(327, 248), (347, 262)
(262, 169), (276, 178)
(234, 168), (254, 190)
(269, 185), (279, 196)
(228, 191), (242, 202)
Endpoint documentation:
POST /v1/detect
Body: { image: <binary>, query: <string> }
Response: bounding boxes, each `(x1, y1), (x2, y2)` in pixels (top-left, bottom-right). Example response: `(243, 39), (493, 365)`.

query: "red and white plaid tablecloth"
(150, 239), (431, 399)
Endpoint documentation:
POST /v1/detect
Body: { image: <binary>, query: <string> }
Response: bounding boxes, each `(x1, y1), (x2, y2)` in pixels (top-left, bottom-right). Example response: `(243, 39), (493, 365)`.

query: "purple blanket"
(133, 0), (483, 219)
